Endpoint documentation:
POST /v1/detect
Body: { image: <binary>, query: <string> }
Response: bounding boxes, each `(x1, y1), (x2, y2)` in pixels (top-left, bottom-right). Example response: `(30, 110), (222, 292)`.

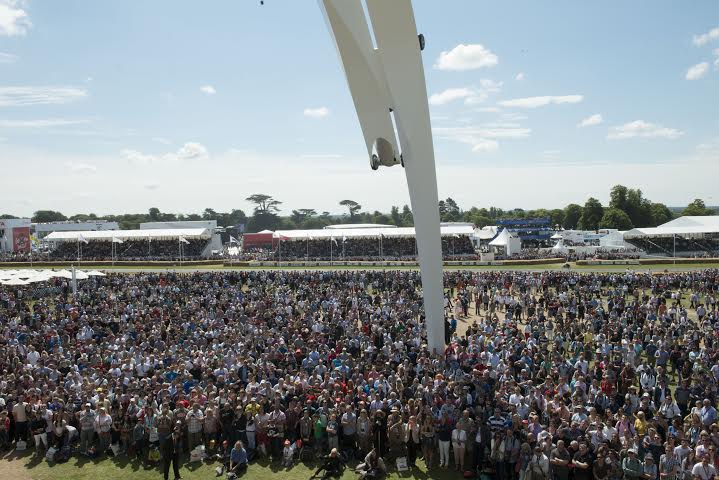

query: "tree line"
(0, 186), (714, 233)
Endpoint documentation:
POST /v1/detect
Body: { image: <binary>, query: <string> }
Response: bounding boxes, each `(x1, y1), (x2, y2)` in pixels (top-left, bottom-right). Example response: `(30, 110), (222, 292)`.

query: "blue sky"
(1, 0), (718, 217)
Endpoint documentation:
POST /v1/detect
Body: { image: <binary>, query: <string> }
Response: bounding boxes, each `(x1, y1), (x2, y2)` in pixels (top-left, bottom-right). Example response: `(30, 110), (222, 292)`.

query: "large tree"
(578, 198), (604, 231)
(32, 210), (67, 223)
(682, 198), (714, 216)
(563, 204), (582, 230)
(650, 203), (673, 226)
(600, 208), (633, 230)
(339, 200), (362, 221)
(246, 194), (282, 214)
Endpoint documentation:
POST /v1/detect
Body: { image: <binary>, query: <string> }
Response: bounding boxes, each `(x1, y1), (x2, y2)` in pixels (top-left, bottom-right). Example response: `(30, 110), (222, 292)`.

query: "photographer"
(311, 447), (343, 479)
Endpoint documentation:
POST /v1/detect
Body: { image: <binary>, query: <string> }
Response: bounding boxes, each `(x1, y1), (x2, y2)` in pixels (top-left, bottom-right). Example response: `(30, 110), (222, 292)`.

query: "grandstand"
(624, 216), (719, 256)
(496, 217), (554, 247)
(270, 224), (476, 260)
(44, 228), (213, 260)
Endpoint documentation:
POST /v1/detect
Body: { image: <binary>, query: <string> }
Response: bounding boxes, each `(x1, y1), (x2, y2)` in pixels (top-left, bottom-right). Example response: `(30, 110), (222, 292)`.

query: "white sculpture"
(320, 0), (445, 353)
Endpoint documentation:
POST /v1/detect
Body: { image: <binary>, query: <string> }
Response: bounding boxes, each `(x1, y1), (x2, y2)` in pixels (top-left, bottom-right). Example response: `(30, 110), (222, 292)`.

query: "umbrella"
(51, 270), (73, 279)
(74, 271), (90, 280)
(86, 270), (107, 277)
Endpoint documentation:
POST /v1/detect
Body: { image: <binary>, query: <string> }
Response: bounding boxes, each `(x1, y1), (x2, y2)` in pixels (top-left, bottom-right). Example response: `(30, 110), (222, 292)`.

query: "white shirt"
(691, 462), (716, 480)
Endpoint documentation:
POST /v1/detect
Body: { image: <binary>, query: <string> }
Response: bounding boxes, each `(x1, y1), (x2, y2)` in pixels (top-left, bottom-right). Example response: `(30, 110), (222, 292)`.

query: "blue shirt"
(230, 447), (247, 465)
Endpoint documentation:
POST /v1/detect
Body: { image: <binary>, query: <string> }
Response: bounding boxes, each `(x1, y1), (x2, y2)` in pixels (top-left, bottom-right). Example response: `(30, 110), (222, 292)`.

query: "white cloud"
(0, 118), (89, 128)
(578, 113), (603, 128)
(477, 106), (501, 113)
(0, 51), (17, 63)
(515, 72), (525, 81)
(692, 26), (719, 46)
(471, 139), (499, 153)
(541, 149), (561, 158)
(434, 43), (498, 71)
(430, 80), (502, 106)
(303, 106), (330, 119)
(176, 142), (208, 160)
(685, 62), (709, 80)
(0, 0), (31, 37)
(64, 161), (97, 174)
(122, 142), (209, 164)
(714, 48), (719, 69)
(144, 182), (160, 190)
(429, 87), (474, 106)
(499, 95), (583, 108)
(0, 86), (88, 107)
(152, 136), (172, 145)
(434, 123), (530, 153)
(607, 120), (683, 140)
(200, 85), (216, 95)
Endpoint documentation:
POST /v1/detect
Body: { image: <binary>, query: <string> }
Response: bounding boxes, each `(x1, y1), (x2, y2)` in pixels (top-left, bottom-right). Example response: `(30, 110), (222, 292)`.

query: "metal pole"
(330, 237), (333, 265)
(673, 234), (676, 265)
(71, 265), (77, 296)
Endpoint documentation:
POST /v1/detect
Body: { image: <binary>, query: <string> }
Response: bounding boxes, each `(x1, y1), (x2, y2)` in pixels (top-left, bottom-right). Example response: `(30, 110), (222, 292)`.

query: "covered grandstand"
(44, 228), (214, 260)
(624, 216), (719, 256)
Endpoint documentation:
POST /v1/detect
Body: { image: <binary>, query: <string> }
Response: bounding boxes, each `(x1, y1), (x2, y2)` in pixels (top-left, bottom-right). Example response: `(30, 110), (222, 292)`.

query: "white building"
(0, 218), (32, 253)
(34, 220), (119, 238)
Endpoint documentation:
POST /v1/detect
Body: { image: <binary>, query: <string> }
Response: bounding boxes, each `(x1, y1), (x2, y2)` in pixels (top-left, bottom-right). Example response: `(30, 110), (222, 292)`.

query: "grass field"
(0, 449), (457, 480)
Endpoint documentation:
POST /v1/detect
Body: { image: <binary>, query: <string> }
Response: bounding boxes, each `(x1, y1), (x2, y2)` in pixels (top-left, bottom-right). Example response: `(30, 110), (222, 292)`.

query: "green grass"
(1, 450), (456, 480)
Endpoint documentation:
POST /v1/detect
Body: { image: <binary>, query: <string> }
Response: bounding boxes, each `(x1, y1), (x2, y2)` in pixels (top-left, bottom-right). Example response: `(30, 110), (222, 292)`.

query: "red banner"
(13, 226), (30, 253)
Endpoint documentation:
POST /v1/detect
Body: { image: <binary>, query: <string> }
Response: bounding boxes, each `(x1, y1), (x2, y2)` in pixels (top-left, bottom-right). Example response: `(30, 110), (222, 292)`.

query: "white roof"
(489, 228), (512, 246)
(659, 216), (719, 229)
(273, 224), (474, 240)
(624, 225), (719, 239)
(45, 228), (211, 242)
(474, 226), (498, 240)
(324, 224), (396, 229)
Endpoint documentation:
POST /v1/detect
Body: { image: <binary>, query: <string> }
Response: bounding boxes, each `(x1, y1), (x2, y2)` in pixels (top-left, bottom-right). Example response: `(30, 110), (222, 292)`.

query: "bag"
(148, 447), (161, 461)
(226, 473), (237, 480)
(190, 446), (205, 462)
(46, 447), (57, 462)
(215, 465), (224, 476)
(110, 443), (121, 456)
(16, 440), (27, 451)
(148, 427), (159, 443)
(396, 456), (409, 472)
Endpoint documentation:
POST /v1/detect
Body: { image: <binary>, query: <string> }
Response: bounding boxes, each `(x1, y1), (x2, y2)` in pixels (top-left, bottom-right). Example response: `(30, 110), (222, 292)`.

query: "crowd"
(1, 268), (719, 480)
(48, 239), (208, 261)
(274, 235), (475, 261)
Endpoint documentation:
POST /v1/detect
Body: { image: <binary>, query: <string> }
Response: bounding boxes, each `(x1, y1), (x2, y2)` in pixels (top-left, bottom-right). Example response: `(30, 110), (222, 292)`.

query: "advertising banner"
(13, 226), (31, 253)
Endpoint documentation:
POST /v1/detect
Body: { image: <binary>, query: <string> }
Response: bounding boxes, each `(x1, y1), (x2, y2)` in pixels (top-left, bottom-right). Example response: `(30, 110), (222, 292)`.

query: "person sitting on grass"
(312, 448), (344, 479)
(228, 440), (248, 477)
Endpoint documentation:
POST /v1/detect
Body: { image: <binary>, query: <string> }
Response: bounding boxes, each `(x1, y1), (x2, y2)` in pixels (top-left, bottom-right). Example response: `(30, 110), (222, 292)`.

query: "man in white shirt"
(528, 445), (549, 478)
(691, 454), (716, 480)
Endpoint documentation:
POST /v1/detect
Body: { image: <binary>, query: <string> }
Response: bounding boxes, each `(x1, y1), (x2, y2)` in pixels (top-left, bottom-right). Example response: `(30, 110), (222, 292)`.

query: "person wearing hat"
(622, 449), (644, 478)
(281, 439), (296, 468)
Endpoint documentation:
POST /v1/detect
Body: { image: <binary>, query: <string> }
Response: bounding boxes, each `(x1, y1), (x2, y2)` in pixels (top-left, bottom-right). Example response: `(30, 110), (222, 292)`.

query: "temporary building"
(488, 228), (522, 256)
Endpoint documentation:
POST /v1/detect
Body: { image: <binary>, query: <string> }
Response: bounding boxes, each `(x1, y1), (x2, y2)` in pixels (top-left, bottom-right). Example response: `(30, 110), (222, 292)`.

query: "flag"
(342, 235), (347, 243)
(331, 236), (338, 245)
(229, 235), (240, 244)
(112, 237), (124, 244)
(78, 234), (89, 244)
(179, 236), (190, 244)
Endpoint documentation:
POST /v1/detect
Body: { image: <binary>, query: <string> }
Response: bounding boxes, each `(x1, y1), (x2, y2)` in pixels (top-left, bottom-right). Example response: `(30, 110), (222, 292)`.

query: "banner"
(13, 226), (31, 253)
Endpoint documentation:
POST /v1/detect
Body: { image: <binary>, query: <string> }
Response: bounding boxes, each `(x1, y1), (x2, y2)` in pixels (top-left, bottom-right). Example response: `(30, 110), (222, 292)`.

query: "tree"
(401, 205), (413, 227)
(550, 209), (565, 228)
(148, 207), (161, 221)
(600, 208), (633, 230)
(202, 208), (218, 220)
(563, 204), (582, 229)
(579, 198), (604, 231)
(390, 206), (402, 226)
(32, 210), (67, 223)
(439, 197), (461, 222)
(609, 185), (628, 212)
(650, 203), (673, 226)
(682, 198), (714, 217)
(246, 194), (282, 214)
(339, 200), (362, 221)
(0, 214), (18, 219)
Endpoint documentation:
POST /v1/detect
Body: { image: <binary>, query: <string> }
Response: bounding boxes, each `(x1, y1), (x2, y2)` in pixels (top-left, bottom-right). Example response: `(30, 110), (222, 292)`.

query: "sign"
(13, 226), (31, 253)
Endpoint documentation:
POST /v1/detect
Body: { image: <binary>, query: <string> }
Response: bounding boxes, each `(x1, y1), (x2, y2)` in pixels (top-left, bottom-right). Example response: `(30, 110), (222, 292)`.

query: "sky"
(1, 0), (718, 218)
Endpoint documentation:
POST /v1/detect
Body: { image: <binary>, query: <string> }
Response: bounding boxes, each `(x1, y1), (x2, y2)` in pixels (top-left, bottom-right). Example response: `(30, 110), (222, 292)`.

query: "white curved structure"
(320, 0), (445, 352)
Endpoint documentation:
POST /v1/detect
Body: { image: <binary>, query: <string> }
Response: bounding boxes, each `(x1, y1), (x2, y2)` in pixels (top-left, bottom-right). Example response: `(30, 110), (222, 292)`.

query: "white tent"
(86, 270), (107, 277)
(489, 228), (522, 256)
(551, 240), (569, 254)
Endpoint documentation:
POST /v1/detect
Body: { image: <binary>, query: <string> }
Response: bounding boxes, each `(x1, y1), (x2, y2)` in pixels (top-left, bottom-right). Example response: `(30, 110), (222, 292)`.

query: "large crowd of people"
(274, 235), (476, 261)
(47, 239), (208, 261)
(1, 268), (719, 480)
